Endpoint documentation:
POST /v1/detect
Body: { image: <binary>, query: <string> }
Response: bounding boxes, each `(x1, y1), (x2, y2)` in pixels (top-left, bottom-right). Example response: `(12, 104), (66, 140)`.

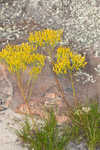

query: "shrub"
(16, 110), (71, 150)
(70, 100), (100, 150)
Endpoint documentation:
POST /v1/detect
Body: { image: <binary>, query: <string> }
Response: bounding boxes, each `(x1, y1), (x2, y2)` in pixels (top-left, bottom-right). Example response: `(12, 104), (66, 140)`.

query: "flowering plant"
(0, 29), (64, 117)
(53, 46), (87, 103)
(0, 43), (45, 75)
(53, 47), (87, 74)
(28, 29), (63, 48)
(0, 42), (46, 117)
(0, 28), (87, 114)
(71, 101), (100, 150)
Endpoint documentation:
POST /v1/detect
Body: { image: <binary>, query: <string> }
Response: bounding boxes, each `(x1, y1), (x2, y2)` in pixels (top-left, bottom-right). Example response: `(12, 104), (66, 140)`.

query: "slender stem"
(70, 73), (76, 97)
(88, 143), (95, 150)
(27, 75), (37, 102)
(26, 74), (33, 97)
(71, 117), (84, 128)
(69, 72), (79, 107)
(47, 47), (72, 110)
(53, 71), (71, 108)
(16, 72), (33, 119)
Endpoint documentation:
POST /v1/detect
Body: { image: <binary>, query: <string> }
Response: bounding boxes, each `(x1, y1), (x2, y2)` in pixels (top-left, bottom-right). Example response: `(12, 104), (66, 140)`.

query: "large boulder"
(26, 0), (100, 53)
(0, 0), (100, 53)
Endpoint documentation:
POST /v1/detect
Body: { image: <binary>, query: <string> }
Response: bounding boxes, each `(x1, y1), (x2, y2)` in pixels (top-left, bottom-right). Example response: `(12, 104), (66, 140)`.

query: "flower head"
(53, 47), (87, 74)
(0, 43), (45, 75)
(28, 29), (63, 48)
(82, 107), (91, 113)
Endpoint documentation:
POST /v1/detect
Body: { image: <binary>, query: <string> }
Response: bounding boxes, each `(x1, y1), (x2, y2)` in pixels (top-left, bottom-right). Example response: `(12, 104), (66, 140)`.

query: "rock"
(0, 108), (27, 150)
(0, 64), (13, 111)
(56, 115), (70, 124)
(15, 97), (46, 118)
(94, 64), (100, 75)
(45, 92), (57, 99)
(67, 142), (87, 150)
(26, 0), (100, 52)
(0, 0), (100, 53)
(74, 71), (96, 84)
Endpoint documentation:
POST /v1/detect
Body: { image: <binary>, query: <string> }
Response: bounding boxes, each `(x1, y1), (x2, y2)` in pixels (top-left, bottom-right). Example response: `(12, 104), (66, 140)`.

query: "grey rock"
(0, 0), (100, 53)
(22, 0), (100, 52)
(96, 0), (100, 7)
(0, 108), (27, 150)
(75, 70), (96, 84)
(0, 64), (13, 111)
(67, 142), (87, 150)
(95, 64), (100, 75)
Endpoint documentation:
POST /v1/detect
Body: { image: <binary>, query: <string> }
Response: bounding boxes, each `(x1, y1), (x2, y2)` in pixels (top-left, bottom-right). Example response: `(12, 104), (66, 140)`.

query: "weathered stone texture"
(0, 0), (100, 53)
(27, 0), (100, 52)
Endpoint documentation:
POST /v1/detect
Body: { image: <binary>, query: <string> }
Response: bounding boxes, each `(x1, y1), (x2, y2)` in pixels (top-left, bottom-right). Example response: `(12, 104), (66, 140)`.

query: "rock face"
(0, 108), (28, 150)
(0, 0), (100, 53)
(1, 1), (100, 150)
(1, 0), (100, 109)
(0, 64), (13, 110)
(0, 0), (29, 24)
(26, 0), (100, 52)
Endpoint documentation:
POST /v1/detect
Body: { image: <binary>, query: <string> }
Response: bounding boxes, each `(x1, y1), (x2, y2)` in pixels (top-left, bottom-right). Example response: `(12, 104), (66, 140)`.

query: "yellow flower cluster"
(53, 47), (87, 74)
(28, 29), (63, 47)
(0, 43), (45, 74)
(0, 29), (87, 77)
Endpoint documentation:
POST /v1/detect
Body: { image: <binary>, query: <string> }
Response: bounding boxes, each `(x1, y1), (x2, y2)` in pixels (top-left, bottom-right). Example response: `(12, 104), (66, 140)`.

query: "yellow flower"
(28, 29), (63, 48)
(53, 47), (87, 74)
(0, 42), (45, 75)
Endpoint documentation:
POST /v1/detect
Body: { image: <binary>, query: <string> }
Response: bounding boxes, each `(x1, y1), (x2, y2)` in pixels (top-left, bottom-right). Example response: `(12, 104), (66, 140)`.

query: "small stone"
(0, 106), (7, 111)
(56, 115), (70, 124)
(45, 92), (57, 99)
(0, 27), (4, 31)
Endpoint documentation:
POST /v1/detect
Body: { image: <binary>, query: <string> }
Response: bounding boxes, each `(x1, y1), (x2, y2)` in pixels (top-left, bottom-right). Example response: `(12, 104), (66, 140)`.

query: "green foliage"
(70, 101), (100, 150)
(16, 111), (71, 150)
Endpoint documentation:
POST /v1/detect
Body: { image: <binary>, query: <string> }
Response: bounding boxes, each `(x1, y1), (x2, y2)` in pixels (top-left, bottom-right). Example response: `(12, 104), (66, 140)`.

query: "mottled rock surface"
(0, 64), (13, 110)
(0, 0), (100, 53)
(0, 108), (27, 150)
(1, 0), (100, 149)
(26, 0), (100, 52)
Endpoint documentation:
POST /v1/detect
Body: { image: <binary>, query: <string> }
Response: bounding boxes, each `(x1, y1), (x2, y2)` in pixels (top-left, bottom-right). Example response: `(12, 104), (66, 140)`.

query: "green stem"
(53, 71), (71, 108)
(70, 73), (76, 97)
(47, 47), (71, 108)
(88, 143), (95, 150)
(27, 75), (37, 102)
(16, 72), (34, 122)
(26, 74), (33, 96)
(69, 73), (79, 107)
